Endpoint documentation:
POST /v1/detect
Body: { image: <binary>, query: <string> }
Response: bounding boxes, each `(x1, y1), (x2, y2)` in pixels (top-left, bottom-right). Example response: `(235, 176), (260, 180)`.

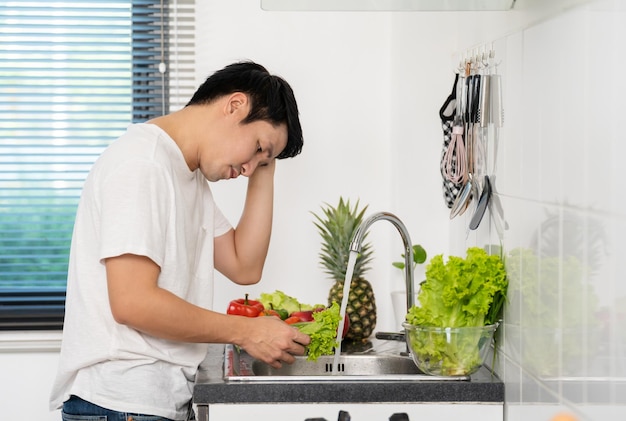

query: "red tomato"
(290, 310), (314, 322)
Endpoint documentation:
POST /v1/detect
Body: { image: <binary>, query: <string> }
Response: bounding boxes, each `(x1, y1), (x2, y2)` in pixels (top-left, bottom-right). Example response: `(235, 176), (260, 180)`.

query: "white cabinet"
(206, 402), (503, 421)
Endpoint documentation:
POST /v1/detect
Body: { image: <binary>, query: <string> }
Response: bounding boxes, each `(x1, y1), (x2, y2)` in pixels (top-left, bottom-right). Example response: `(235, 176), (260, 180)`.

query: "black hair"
(186, 61), (303, 159)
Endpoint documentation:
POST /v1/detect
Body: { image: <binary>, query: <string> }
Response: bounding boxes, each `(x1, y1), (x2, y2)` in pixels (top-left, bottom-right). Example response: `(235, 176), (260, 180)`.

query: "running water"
(332, 250), (358, 375)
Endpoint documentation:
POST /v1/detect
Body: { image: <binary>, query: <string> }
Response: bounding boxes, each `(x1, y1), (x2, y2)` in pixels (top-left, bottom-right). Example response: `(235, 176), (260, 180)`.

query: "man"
(50, 61), (310, 420)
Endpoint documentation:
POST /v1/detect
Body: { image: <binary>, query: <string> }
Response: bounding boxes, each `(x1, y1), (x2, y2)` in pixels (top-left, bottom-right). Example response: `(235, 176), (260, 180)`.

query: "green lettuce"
(406, 247), (507, 328)
(257, 290), (317, 314)
(405, 325), (488, 376)
(294, 302), (342, 361)
(404, 247), (507, 376)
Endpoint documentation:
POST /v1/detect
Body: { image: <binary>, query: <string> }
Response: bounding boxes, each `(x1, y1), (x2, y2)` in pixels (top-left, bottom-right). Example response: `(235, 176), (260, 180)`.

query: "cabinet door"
(207, 402), (503, 421)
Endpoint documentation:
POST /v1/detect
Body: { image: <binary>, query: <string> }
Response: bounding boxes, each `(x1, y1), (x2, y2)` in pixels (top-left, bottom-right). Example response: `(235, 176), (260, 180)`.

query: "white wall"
(433, 1), (626, 420)
(0, 332), (62, 420)
(197, 0), (451, 333)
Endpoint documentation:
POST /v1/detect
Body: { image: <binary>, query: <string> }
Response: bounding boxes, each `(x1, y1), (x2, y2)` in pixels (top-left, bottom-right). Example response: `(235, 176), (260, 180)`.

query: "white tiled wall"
(450, 1), (626, 420)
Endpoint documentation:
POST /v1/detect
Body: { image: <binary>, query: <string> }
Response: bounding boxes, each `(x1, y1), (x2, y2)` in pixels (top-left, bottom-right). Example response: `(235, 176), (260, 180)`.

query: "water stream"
(332, 250), (358, 375)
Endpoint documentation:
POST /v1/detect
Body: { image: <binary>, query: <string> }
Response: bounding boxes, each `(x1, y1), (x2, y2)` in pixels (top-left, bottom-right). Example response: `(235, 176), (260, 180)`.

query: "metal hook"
(481, 47), (490, 68)
(458, 58), (465, 74)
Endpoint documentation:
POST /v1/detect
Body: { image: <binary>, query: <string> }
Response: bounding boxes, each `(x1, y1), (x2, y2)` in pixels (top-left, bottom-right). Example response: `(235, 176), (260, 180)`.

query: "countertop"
(193, 342), (504, 405)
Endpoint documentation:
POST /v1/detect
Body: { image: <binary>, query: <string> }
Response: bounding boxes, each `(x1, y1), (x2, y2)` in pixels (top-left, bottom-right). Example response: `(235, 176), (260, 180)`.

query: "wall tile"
(455, 1), (626, 419)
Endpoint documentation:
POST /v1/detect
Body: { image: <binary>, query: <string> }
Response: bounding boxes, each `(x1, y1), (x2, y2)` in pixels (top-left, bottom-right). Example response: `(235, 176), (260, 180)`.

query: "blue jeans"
(61, 395), (193, 421)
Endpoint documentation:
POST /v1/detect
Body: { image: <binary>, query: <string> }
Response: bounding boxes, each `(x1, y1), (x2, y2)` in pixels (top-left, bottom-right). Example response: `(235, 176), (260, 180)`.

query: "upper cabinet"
(261, 0), (516, 11)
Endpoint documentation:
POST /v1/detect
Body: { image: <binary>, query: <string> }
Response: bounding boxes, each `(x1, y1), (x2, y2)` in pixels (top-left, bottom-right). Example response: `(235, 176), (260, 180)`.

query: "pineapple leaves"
(311, 197), (374, 282)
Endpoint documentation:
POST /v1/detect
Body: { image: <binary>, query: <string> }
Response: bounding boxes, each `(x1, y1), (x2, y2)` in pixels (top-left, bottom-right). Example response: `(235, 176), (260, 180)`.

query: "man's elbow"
(233, 268), (263, 286)
(109, 297), (137, 326)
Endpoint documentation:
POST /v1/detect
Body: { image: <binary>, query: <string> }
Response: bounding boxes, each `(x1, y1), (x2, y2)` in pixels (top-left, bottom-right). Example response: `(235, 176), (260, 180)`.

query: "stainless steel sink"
(223, 344), (469, 382)
(252, 353), (419, 376)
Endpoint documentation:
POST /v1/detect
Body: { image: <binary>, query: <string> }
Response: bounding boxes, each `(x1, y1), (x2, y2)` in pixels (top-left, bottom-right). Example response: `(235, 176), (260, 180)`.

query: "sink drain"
(324, 363), (346, 373)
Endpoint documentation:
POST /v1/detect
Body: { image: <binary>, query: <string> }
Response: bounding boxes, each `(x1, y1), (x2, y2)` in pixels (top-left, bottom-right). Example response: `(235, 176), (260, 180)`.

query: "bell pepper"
(274, 308), (289, 320)
(227, 294), (264, 317)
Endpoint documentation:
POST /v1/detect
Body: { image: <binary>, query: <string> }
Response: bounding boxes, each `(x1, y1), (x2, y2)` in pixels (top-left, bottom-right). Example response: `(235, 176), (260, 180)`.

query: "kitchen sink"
(223, 344), (469, 382)
(252, 353), (418, 376)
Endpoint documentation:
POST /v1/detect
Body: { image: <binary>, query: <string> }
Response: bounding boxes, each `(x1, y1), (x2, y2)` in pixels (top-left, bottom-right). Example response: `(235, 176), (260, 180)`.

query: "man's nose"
(241, 159), (258, 177)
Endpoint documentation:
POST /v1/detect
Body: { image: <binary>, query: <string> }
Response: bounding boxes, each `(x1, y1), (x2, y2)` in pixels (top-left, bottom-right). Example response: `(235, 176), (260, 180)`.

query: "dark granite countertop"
(193, 343), (504, 405)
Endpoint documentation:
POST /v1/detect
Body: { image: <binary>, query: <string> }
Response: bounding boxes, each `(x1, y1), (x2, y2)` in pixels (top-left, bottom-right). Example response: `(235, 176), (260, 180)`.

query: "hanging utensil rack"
(442, 45), (506, 234)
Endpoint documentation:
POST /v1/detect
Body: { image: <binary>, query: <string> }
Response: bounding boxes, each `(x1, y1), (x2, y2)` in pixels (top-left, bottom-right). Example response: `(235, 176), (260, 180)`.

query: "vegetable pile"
(226, 290), (344, 361)
(404, 247), (507, 376)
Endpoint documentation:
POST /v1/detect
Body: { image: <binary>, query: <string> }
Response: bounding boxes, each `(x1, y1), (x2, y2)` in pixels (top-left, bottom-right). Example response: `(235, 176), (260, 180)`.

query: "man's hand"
(236, 315), (311, 368)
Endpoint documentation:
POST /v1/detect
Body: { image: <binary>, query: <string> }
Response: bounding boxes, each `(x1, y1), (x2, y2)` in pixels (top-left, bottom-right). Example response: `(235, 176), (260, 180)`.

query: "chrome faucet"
(349, 212), (415, 318)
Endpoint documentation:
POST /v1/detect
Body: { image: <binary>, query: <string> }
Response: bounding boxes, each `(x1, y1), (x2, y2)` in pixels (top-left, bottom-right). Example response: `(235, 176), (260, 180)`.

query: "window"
(0, 0), (195, 330)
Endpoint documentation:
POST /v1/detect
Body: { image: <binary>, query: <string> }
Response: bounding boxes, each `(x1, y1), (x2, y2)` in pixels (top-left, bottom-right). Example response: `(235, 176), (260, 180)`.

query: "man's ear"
(224, 92), (248, 115)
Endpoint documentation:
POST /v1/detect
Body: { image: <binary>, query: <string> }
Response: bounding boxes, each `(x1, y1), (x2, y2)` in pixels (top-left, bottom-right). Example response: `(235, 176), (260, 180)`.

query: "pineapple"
(312, 197), (376, 341)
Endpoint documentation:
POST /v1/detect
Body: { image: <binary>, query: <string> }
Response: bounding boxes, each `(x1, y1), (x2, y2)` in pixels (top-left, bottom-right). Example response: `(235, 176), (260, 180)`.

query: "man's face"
(198, 100), (288, 182)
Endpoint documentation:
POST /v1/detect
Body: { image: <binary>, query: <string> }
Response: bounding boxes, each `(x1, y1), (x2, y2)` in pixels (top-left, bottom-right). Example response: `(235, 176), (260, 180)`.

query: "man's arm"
(105, 253), (309, 367)
(214, 160), (276, 285)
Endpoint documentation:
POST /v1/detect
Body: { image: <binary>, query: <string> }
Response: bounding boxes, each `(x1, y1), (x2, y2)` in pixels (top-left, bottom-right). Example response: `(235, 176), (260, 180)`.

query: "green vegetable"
(406, 247), (507, 328)
(274, 308), (289, 320)
(257, 291), (341, 361)
(294, 302), (342, 361)
(257, 290), (317, 315)
(405, 247), (507, 376)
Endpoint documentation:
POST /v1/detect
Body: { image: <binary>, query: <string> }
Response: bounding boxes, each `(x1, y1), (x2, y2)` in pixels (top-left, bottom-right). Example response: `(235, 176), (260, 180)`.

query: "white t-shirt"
(49, 123), (232, 420)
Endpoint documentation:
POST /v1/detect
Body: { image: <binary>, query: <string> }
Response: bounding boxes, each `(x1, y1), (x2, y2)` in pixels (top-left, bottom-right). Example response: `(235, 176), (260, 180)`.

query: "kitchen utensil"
(490, 73), (503, 127)
(451, 65), (477, 217)
(452, 66), (482, 220)
(469, 175), (492, 230)
(449, 172), (473, 219)
(442, 122), (467, 184)
(487, 175), (509, 238)
(441, 73), (468, 185)
(438, 72), (458, 121)
(478, 71), (490, 127)
(439, 73), (466, 209)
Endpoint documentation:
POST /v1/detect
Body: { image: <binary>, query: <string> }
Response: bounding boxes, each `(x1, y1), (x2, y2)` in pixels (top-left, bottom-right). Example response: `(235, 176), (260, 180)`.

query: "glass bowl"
(402, 322), (499, 376)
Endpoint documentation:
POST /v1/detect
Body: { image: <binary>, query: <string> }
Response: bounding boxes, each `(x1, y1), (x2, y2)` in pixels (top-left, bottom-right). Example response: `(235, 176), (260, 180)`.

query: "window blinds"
(0, 0), (195, 330)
